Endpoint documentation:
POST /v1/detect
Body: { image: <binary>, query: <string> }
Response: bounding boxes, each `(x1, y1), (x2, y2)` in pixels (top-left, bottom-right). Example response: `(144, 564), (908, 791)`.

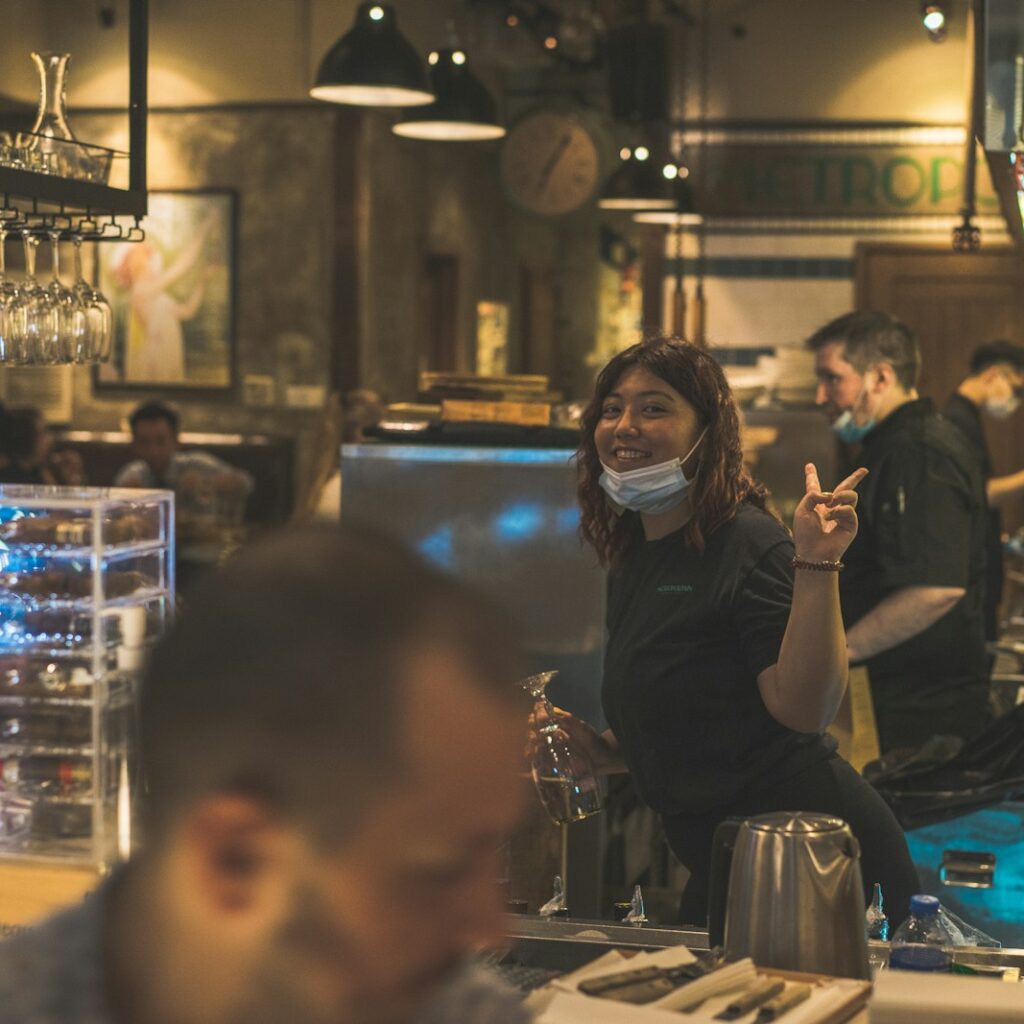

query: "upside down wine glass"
(0, 228), (19, 363)
(71, 236), (113, 362)
(520, 670), (603, 825)
(47, 228), (86, 364)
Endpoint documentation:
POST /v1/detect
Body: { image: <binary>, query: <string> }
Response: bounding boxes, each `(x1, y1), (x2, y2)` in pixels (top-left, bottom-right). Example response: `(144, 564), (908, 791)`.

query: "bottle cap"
(910, 894), (940, 916)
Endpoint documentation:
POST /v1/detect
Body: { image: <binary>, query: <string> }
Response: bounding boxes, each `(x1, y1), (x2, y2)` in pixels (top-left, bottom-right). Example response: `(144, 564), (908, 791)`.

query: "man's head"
(962, 339), (1024, 420)
(133, 525), (527, 1024)
(128, 402), (180, 479)
(807, 311), (921, 441)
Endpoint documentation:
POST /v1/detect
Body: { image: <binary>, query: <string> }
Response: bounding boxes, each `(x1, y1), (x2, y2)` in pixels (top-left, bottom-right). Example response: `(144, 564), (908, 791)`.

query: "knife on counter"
(755, 982), (813, 1021)
(714, 978), (786, 1021)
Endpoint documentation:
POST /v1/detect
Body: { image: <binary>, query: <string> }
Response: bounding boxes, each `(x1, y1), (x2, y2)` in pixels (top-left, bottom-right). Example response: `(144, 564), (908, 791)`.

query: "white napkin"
(870, 970), (1024, 1023)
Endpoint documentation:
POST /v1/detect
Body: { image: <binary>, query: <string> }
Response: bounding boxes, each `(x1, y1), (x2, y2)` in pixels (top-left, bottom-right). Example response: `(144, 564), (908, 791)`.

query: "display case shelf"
(11, 587), (171, 613)
(0, 695), (94, 709)
(2, 539), (168, 562)
(0, 744), (94, 758)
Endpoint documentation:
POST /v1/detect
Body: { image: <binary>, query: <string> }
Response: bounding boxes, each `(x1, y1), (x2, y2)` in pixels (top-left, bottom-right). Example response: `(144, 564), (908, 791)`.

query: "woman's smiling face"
(594, 366), (704, 473)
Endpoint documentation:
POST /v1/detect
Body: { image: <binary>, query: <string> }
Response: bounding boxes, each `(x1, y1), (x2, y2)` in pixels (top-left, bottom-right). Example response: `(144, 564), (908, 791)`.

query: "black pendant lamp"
(393, 49), (505, 141)
(311, 3), (434, 107)
(598, 145), (677, 210)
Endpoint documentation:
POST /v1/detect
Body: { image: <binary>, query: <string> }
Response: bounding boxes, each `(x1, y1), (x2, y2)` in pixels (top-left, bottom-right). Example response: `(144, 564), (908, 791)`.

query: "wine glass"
(10, 233), (59, 364)
(0, 227), (20, 363)
(71, 236), (113, 362)
(46, 228), (86, 363)
(520, 670), (603, 825)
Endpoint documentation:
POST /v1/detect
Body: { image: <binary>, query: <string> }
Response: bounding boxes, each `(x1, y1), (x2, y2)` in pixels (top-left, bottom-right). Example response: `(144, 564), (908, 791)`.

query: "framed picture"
(94, 189), (236, 390)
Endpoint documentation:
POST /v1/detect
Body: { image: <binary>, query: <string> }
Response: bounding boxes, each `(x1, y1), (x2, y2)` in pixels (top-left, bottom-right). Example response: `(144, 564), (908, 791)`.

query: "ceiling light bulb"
(620, 147), (632, 160)
(544, 36), (558, 50)
(428, 51), (439, 65)
(662, 164), (678, 180)
(369, 5), (385, 20)
(506, 14), (519, 27)
(452, 51), (466, 65)
(922, 6), (945, 31)
(635, 146), (650, 161)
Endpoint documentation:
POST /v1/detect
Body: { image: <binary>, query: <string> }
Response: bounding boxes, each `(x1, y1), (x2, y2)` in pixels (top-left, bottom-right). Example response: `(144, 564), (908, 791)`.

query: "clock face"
(501, 111), (601, 216)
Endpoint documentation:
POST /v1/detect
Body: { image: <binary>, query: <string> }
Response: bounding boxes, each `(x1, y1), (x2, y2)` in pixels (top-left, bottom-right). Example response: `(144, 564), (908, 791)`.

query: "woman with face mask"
(551, 337), (918, 928)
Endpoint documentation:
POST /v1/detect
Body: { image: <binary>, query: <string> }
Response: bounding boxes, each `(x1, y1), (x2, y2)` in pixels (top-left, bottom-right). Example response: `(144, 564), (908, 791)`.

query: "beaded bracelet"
(792, 557), (844, 572)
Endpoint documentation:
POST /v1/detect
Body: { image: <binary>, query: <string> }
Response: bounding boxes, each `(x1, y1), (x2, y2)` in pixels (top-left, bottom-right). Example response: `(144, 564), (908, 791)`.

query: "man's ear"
(869, 362), (897, 393)
(181, 794), (298, 915)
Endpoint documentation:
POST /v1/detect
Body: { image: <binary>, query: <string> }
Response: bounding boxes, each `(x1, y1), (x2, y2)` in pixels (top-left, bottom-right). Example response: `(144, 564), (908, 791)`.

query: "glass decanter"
(520, 670), (603, 825)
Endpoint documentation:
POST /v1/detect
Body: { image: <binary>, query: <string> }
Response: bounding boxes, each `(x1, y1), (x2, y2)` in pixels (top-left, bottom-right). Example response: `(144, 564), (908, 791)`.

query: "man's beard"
(226, 884), (463, 1024)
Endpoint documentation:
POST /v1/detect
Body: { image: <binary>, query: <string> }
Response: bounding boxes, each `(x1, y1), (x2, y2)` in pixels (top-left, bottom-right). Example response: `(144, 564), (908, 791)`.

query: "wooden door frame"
(855, 241), (1024, 308)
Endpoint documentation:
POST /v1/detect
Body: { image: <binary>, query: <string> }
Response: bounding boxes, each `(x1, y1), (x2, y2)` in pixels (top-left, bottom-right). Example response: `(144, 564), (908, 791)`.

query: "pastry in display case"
(0, 485), (174, 868)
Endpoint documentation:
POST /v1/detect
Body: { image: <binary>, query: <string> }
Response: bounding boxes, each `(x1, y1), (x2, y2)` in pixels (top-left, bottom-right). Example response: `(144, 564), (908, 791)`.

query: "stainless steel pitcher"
(723, 811), (870, 979)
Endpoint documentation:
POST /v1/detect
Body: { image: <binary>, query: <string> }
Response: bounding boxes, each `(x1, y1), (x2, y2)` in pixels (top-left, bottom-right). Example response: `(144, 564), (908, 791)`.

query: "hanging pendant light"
(311, 3), (434, 107)
(393, 49), (505, 141)
(598, 145), (678, 210)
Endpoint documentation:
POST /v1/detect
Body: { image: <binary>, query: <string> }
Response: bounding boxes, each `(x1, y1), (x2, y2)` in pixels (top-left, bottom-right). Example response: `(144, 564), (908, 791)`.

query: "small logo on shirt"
(657, 583), (694, 593)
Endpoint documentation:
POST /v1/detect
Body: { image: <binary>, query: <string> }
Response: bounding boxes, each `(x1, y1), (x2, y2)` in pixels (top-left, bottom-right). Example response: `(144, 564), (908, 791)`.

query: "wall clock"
(500, 109), (601, 216)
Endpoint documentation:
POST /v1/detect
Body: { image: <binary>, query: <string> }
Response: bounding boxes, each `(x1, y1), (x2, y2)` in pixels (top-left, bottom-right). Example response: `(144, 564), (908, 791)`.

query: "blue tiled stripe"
(666, 257), (853, 279)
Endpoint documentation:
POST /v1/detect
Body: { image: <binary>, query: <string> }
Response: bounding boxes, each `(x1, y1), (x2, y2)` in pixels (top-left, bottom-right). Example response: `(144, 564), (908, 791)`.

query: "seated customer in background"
(0, 524), (529, 1024)
(115, 400), (253, 501)
(0, 404), (85, 486)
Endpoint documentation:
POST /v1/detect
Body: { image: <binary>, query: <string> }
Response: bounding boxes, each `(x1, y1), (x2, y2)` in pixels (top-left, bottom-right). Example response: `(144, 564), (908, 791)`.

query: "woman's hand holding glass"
(520, 671), (606, 824)
(528, 703), (623, 776)
(792, 463), (868, 563)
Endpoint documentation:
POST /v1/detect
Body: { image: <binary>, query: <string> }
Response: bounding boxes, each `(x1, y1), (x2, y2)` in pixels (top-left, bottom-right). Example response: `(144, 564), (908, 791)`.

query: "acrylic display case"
(0, 485), (174, 869)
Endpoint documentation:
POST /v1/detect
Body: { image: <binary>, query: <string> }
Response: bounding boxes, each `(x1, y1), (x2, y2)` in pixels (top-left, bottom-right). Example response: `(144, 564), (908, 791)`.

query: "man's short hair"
(128, 401), (179, 437)
(807, 310), (921, 390)
(139, 524), (522, 844)
(969, 339), (1024, 376)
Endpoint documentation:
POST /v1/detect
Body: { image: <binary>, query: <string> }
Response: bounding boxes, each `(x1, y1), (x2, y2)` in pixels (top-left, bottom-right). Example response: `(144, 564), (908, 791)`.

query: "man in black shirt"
(808, 311), (989, 754)
(943, 340), (1024, 643)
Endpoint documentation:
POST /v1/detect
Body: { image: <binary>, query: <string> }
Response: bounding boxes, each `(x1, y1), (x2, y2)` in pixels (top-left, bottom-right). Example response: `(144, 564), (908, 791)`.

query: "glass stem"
(72, 236), (83, 284)
(0, 229), (7, 280)
(49, 232), (61, 284)
(23, 233), (38, 282)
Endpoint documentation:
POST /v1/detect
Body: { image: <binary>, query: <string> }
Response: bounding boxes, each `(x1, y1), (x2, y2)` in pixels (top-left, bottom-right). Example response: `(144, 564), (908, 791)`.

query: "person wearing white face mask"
(542, 336), (919, 931)
(943, 340), (1024, 644)
(808, 311), (990, 755)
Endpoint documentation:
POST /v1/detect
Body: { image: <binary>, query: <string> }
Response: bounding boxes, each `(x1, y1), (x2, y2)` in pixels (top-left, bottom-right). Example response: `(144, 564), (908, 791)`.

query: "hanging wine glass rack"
(0, 0), (148, 244)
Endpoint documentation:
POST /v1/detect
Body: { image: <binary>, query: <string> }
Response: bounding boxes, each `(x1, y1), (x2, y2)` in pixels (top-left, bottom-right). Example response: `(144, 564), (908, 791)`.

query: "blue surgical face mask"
(599, 429), (707, 515)
(831, 379), (879, 443)
(831, 409), (875, 444)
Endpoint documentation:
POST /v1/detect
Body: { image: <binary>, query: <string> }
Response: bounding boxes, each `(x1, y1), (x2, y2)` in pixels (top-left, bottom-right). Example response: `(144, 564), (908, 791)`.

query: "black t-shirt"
(941, 392), (1003, 641)
(602, 503), (833, 817)
(839, 399), (988, 707)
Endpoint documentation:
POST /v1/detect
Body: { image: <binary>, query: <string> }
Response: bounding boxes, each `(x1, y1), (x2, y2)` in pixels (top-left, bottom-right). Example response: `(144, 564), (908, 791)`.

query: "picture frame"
(93, 189), (236, 391)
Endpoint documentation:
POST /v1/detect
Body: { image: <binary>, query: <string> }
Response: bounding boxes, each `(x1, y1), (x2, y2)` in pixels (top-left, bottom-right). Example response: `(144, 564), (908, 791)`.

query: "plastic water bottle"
(889, 894), (954, 972)
(865, 882), (889, 941)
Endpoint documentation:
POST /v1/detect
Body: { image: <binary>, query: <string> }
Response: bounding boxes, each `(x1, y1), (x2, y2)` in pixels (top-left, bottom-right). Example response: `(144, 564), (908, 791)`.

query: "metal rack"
(0, 0), (148, 242)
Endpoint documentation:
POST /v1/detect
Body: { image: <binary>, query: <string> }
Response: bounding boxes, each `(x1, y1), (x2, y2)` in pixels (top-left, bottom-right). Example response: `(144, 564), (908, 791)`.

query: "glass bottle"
(520, 670), (603, 825)
(30, 52), (75, 142)
(26, 53), (76, 177)
(866, 882), (890, 941)
(889, 894), (955, 972)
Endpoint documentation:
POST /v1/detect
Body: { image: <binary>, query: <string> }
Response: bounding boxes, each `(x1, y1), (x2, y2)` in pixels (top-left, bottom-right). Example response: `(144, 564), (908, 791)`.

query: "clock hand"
(536, 134), (572, 193)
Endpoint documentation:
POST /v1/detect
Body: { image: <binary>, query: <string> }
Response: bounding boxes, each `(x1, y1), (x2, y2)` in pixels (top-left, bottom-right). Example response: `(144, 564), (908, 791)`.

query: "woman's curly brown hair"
(577, 337), (771, 566)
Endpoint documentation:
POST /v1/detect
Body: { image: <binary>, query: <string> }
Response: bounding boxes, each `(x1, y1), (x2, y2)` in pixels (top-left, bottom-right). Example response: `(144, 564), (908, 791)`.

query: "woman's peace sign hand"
(792, 463), (868, 563)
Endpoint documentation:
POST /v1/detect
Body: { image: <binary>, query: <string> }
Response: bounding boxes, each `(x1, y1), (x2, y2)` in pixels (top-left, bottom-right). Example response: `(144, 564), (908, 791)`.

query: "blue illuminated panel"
(905, 804), (1024, 947)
